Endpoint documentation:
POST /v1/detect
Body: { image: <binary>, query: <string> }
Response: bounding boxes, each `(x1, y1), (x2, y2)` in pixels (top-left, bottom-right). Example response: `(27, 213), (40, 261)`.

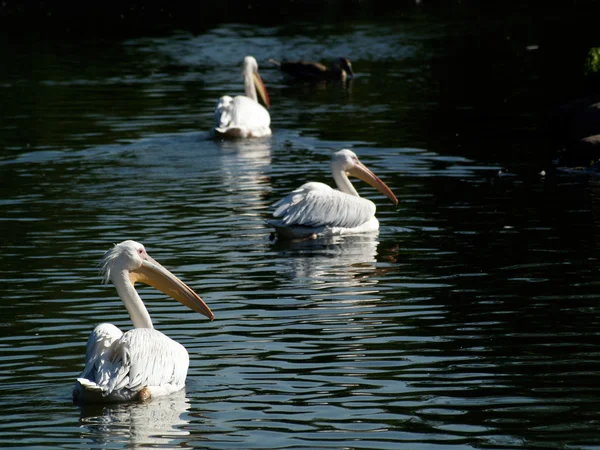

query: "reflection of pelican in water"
(268, 149), (398, 240)
(217, 136), (272, 162)
(78, 389), (193, 448)
(273, 233), (398, 288)
(217, 138), (273, 221)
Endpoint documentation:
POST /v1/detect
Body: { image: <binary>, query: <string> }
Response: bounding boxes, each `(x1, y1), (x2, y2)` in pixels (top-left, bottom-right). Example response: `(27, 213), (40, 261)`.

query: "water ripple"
(2, 18), (600, 450)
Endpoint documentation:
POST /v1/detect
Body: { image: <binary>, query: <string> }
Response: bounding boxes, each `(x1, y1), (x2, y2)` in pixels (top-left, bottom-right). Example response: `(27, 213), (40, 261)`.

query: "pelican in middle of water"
(73, 240), (214, 403)
(213, 56), (271, 138)
(268, 149), (398, 240)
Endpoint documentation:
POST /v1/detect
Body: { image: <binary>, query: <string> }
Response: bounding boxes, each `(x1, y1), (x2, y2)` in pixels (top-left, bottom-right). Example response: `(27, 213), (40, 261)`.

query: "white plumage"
(213, 56), (271, 138)
(269, 149), (398, 240)
(273, 183), (376, 229)
(73, 240), (214, 403)
(76, 326), (189, 403)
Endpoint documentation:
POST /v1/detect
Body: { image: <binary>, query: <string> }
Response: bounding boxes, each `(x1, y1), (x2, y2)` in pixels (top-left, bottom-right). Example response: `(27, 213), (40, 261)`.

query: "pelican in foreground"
(268, 149), (398, 240)
(73, 240), (214, 403)
(213, 56), (271, 138)
(269, 57), (354, 81)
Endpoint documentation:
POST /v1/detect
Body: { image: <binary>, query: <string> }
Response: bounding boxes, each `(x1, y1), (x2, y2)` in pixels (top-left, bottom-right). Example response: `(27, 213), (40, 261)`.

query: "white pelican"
(268, 149), (398, 240)
(73, 240), (214, 403)
(213, 56), (271, 138)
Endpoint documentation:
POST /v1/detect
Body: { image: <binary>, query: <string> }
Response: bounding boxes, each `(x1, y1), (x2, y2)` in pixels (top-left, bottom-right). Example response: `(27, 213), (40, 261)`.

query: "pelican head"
(332, 149), (398, 205)
(242, 55), (270, 108)
(101, 240), (214, 321)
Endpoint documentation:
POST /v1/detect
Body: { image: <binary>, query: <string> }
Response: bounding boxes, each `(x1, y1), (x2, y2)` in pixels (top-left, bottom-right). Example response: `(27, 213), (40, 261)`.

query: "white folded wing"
(76, 325), (189, 402)
(271, 182), (376, 229)
(214, 95), (271, 138)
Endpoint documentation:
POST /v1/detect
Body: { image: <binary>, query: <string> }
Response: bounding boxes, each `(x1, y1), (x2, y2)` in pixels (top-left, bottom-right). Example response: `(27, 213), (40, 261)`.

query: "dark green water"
(2, 7), (600, 450)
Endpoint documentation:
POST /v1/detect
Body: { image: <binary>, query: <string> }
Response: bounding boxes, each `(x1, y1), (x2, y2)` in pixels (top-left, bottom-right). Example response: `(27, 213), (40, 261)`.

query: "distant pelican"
(213, 56), (271, 138)
(268, 149), (398, 239)
(73, 240), (214, 403)
(270, 57), (354, 81)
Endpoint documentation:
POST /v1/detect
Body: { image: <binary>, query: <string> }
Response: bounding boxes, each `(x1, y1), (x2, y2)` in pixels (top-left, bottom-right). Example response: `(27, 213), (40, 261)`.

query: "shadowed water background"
(2, 7), (600, 450)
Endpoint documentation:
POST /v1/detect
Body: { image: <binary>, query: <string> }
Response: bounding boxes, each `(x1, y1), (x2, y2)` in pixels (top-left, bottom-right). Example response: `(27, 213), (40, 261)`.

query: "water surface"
(2, 11), (600, 450)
